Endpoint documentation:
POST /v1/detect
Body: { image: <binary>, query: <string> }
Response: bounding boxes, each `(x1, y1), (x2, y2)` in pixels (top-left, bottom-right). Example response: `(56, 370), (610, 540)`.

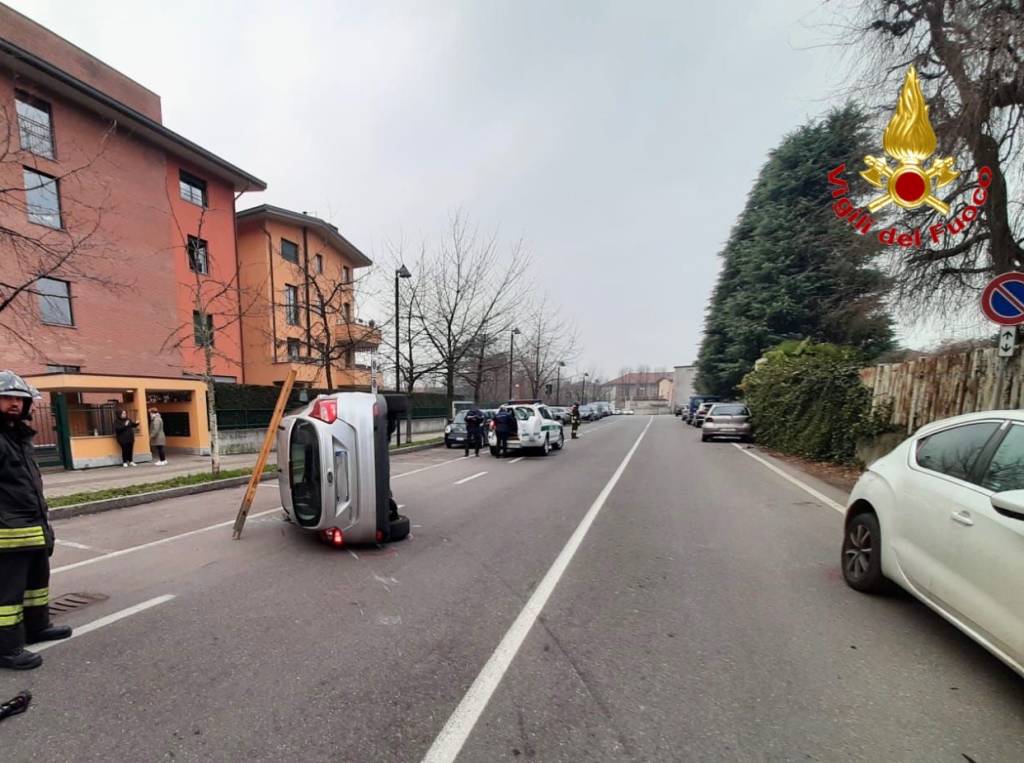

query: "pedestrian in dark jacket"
(494, 408), (515, 455)
(464, 408), (483, 457)
(115, 409), (139, 467)
(0, 370), (72, 671)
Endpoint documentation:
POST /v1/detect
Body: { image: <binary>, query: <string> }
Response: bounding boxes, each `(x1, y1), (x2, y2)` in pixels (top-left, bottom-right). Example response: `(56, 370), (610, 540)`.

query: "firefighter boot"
(0, 648), (42, 671)
(26, 624), (72, 644)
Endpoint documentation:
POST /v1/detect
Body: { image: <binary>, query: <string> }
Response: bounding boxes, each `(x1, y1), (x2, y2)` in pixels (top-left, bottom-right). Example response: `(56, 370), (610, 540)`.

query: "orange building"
(0, 5), (264, 381)
(236, 205), (380, 389)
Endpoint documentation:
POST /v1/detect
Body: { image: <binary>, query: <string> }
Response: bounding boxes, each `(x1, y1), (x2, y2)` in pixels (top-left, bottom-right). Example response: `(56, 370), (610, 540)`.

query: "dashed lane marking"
(454, 471), (487, 486)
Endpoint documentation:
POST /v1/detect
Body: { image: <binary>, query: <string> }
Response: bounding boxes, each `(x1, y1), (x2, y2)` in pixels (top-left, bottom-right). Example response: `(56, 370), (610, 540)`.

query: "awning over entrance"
(26, 373), (211, 470)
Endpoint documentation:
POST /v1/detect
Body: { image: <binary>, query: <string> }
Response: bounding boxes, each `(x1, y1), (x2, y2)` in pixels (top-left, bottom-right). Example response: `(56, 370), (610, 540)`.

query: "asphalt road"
(3, 416), (1023, 761)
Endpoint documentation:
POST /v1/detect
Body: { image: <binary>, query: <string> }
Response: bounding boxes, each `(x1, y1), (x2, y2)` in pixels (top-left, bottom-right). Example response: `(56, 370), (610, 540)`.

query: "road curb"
(49, 471), (278, 520)
(390, 440), (444, 455)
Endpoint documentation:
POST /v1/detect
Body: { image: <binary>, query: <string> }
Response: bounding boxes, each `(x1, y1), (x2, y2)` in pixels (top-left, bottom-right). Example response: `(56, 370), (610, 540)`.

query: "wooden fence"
(861, 346), (1022, 434)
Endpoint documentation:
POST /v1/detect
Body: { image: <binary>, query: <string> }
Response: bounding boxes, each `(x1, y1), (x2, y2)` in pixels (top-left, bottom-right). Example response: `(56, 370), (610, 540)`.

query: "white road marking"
(347, 549), (360, 560)
(507, 457), (525, 464)
(54, 539), (96, 551)
(393, 456), (467, 480)
(397, 504), (406, 510)
(33, 594), (176, 652)
(422, 416), (654, 763)
(454, 471), (487, 485)
(51, 508), (283, 575)
(258, 483), (277, 489)
(732, 444), (845, 514)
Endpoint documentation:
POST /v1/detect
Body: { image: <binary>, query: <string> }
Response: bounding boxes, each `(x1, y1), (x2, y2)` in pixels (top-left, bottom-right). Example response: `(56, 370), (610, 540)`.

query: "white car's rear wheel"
(540, 435), (551, 456)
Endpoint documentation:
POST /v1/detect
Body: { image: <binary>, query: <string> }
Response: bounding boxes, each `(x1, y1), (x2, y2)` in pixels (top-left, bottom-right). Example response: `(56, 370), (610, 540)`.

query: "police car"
(487, 400), (565, 456)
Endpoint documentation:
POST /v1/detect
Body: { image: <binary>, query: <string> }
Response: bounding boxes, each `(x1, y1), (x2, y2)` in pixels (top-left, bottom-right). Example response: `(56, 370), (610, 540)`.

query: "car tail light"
(322, 527), (344, 547)
(311, 399), (338, 424)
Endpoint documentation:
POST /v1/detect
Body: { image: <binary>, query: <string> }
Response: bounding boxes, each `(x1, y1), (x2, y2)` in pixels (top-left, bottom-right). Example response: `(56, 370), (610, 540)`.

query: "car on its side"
(842, 410), (1024, 678)
(701, 403), (753, 442)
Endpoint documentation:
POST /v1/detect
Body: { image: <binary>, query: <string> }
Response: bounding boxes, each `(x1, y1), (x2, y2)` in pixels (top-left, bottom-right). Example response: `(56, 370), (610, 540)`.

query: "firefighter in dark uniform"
(570, 402), (581, 439)
(0, 371), (72, 670)
(464, 408), (483, 458)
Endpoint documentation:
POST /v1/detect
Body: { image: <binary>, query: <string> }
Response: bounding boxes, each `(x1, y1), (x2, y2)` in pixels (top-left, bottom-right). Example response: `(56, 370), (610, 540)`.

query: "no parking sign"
(981, 273), (1024, 326)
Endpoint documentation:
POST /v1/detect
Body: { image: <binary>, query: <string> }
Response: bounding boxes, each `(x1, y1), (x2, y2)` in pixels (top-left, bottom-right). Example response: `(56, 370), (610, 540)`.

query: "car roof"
(914, 409), (1024, 437)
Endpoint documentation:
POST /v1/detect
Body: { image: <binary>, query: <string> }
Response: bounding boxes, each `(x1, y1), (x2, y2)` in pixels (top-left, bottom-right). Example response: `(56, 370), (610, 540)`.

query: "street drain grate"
(48, 593), (109, 617)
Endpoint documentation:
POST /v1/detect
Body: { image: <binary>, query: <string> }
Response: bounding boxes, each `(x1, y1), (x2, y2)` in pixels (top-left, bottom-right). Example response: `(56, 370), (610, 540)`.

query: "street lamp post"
(508, 327), (521, 399)
(394, 264), (412, 445)
(555, 361), (565, 405)
(582, 372), (590, 404)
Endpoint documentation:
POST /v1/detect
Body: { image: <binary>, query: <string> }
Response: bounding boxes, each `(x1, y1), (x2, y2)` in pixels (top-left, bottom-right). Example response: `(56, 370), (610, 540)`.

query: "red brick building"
(0, 4), (265, 381)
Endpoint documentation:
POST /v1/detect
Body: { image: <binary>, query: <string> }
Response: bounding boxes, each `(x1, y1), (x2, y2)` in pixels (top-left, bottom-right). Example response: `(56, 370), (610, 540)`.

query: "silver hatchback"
(701, 403), (753, 442)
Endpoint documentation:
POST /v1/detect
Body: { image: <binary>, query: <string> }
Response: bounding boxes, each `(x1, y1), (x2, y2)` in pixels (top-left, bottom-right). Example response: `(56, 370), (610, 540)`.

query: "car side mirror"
(991, 490), (1024, 520)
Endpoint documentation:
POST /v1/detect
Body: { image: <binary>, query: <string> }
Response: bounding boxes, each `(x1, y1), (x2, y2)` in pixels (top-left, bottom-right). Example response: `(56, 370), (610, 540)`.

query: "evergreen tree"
(695, 104), (894, 397)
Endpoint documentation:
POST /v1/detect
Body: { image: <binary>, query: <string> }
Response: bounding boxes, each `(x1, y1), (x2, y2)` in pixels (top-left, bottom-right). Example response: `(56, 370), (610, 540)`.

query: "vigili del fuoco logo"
(827, 66), (991, 248)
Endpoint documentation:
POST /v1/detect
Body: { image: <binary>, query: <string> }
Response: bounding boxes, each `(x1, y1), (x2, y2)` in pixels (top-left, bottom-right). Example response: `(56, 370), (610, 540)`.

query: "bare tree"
(0, 104), (119, 353)
(162, 197), (260, 476)
(411, 212), (529, 406)
(516, 296), (581, 400)
(843, 1), (1024, 313)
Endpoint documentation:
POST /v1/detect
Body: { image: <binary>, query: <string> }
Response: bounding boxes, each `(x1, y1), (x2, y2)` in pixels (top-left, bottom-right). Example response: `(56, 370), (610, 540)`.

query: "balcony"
(334, 318), (381, 350)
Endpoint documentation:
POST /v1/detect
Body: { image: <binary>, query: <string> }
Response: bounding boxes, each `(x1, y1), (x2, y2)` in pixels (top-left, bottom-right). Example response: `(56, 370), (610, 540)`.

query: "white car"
(842, 410), (1024, 677)
(488, 401), (564, 456)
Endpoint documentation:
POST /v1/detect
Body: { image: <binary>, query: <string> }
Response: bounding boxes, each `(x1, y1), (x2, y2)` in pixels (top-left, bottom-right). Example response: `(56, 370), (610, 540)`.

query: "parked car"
(487, 401), (564, 456)
(579, 404), (596, 421)
(700, 403), (753, 442)
(692, 402), (715, 427)
(688, 395), (721, 424)
(842, 410), (1024, 678)
(623, 409), (635, 415)
(548, 406), (571, 424)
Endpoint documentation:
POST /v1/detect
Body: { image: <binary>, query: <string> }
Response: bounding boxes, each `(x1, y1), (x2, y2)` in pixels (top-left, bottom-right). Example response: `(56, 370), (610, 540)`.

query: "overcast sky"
(11, 0), (892, 378)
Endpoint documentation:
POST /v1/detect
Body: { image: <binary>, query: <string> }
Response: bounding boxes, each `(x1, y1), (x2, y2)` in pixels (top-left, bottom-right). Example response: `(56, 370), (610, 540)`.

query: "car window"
(515, 407), (533, 421)
(915, 422), (1000, 482)
(711, 404), (748, 416)
(539, 406), (552, 419)
(980, 424), (1024, 493)
(453, 411), (467, 424)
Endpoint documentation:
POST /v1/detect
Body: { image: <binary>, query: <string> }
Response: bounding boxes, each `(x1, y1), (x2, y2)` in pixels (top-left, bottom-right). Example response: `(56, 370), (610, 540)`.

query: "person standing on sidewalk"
(464, 408), (483, 458)
(149, 407), (167, 466)
(115, 409), (139, 467)
(0, 370), (72, 670)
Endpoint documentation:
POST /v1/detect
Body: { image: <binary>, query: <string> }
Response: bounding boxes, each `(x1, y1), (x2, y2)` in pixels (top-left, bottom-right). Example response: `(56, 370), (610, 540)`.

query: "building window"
(284, 285), (299, 325)
(281, 239), (299, 264)
(179, 170), (207, 207)
(46, 364), (80, 374)
(23, 168), (62, 228)
(187, 236), (209, 275)
(343, 266), (351, 283)
(314, 254), (323, 274)
(287, 338), (301, 361)
(37, 277), (73, 326)
(15, 91), (54, 159)
(193, 310), (214, 347)
(345, 348), (354, 366)
(343, 302), (351, 322)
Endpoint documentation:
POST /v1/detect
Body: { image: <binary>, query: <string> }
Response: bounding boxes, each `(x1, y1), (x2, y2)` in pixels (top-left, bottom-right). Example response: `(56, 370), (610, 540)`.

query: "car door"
(895, 420), (1002, 598)
(942, 422), (1024, 662)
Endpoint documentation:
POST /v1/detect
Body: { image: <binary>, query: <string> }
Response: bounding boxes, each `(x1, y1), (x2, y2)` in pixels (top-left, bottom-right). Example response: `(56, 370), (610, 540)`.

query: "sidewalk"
(42, 428), (444, 499)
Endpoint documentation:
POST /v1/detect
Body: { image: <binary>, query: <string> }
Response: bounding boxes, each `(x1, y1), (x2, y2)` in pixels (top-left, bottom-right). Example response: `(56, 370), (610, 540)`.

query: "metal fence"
(861, 346), (1021, 434)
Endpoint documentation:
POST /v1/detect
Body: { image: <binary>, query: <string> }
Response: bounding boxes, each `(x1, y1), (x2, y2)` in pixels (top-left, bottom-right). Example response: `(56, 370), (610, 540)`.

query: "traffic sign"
(981, 272), (1024, 326)
(999, 327), (1017, 357)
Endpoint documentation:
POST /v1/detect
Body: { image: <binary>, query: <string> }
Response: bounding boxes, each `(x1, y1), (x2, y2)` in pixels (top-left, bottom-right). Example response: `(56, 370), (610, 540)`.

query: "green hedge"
(740, 341), (891, 465)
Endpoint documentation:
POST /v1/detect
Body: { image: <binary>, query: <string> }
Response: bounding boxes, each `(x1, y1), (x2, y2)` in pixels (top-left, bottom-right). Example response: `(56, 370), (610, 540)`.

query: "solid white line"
(51, 508), (282, 575)
(422, 416), (654, 763)
(454, 471), (487, 486)
(33, 594), (176, 652)
(347, 549), (360, 560)
(507, 457), (525, 464)
(732, 444), (845, 514)
(393, 456), (467, 479)
(55, 539), (95, 551)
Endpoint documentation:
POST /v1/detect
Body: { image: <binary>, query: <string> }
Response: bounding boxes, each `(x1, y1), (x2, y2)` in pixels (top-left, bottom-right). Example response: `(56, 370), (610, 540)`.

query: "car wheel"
(701, 433), (710, 442)
(540, 435), (551, 456)
(445, 442), (452, 449)
(842, 512), (887, 593)
(386, 514), (411, 542)
(553, 432), (564, 450)
(490, 446), (500, 457)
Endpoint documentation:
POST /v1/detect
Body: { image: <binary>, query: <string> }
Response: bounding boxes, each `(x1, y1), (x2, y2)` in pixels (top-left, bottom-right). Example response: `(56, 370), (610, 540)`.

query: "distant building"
(236, 205), (381, 389)
(605, 371), (672, 408)
(668, 364), (696, 412)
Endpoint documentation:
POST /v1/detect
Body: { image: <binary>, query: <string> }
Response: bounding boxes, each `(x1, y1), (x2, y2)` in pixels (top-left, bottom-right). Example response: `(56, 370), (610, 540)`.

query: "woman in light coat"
(149, 407), (167, 465)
